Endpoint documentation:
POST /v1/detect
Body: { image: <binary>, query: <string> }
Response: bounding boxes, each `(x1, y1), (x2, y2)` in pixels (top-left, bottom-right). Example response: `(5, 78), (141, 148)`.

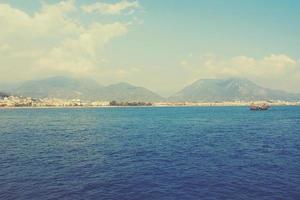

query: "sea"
(0, 106), (300, 200)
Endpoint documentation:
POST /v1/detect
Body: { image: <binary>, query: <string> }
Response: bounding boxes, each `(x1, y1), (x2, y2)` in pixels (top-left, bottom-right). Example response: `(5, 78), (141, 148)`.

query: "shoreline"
(1, 104), (300, 109)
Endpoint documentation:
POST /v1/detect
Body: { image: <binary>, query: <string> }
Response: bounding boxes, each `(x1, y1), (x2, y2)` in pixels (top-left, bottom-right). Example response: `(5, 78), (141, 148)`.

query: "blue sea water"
(0, 106), (300, 200)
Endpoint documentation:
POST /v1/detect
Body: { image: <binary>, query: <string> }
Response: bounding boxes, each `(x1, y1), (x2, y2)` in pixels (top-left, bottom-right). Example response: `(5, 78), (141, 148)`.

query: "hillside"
(14, 76), (164, 102)
(169, 78), (300, 102)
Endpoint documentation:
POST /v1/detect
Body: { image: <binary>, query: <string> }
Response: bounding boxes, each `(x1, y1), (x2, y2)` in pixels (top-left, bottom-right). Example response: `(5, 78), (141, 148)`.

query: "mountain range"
(11, 76), (163, 102)
(1, 76), (299, 102)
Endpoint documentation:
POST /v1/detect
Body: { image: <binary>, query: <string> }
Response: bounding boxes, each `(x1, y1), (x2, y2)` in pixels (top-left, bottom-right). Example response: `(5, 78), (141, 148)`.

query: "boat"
(249, 103), (270, 111)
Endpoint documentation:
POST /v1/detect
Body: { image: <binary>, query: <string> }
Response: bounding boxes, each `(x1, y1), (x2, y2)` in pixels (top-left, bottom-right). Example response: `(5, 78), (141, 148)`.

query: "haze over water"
(1, 107), (300, 200)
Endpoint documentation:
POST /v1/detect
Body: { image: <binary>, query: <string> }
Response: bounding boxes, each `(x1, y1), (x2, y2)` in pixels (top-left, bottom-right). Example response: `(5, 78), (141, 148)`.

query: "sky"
(0, 0), (299, 96)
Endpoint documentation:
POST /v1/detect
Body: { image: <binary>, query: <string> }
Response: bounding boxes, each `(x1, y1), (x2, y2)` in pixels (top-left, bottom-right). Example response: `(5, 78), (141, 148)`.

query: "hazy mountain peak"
(103, 82), (163, 102)
(170, 77), (300, 102)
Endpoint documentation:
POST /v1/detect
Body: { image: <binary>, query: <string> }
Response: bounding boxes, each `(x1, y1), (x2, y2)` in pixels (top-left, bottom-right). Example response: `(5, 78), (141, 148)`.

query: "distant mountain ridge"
(14, 76), (164, 102)
(15, 76), (101, 100)
(99, 82), (163, 102)
(169, 78), (300, 102)
(7, 76), (300, 102)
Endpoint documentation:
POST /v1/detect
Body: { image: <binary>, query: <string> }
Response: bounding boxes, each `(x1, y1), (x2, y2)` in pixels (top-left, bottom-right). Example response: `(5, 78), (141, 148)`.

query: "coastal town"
(1, 95), (300, 108)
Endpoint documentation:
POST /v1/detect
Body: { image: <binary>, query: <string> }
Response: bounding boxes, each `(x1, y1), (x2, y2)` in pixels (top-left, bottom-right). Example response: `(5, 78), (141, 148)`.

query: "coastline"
(2, 96), (300, 109)
(1, 103), (300, 109)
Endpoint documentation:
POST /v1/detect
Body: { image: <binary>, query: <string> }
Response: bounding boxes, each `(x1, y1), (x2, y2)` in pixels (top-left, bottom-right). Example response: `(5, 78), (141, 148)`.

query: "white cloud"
(0, 0), (131, 81)
(35, 22), (127, 76)
(180, 54), (300, 92)
(82, 0), (140, 15)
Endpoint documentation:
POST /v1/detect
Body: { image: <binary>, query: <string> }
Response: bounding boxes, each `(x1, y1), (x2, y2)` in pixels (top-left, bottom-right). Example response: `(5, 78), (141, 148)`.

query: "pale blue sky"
(0, 0), (299, 95)
(6, 0), (300, 56)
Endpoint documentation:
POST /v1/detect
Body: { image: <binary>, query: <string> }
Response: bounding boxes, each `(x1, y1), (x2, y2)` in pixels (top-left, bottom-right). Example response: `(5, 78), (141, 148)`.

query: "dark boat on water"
(249, 103), (270, 111)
